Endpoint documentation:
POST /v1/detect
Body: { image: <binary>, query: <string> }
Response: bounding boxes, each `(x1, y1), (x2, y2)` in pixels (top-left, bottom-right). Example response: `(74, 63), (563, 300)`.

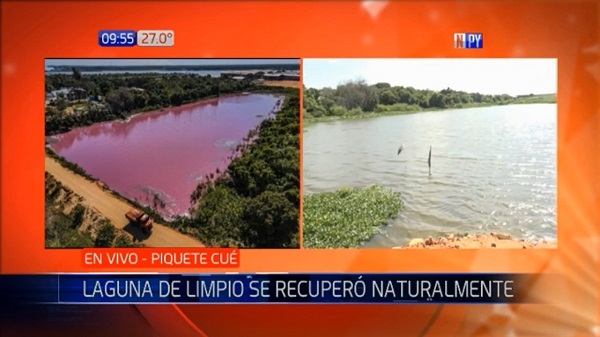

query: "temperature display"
(137, 30), (174, 47)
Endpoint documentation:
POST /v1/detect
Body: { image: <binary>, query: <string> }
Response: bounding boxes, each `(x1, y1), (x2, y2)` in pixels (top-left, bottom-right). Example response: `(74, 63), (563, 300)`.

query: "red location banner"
(81, 248), (240, 268)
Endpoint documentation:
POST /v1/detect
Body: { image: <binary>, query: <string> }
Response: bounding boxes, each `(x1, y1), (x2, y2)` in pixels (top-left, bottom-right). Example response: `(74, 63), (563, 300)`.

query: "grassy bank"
(303, 95), (556, 125)
(303, 185), (403, 248)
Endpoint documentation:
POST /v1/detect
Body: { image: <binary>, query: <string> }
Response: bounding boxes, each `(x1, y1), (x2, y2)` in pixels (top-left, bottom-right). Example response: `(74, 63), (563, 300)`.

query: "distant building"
(222, 70), (300, 82)
(263, 72), (300, 81)
(221, 71), (255, 78)
(50, 87), (87, 101)
(50, 88), (71, 98)
(68, 88), (87, 100)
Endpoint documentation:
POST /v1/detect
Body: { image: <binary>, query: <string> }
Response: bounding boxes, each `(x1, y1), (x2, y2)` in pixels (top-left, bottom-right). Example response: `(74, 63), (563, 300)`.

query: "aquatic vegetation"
(303, 185), (403, 248)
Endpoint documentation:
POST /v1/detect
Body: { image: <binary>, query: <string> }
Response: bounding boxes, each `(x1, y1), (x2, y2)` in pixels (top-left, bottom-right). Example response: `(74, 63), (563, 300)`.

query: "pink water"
(49, 93), (283, 218)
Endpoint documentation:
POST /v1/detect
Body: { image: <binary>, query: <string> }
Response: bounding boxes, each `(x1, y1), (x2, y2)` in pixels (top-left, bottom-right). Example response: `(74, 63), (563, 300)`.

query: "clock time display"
(98, 30), (137, 47)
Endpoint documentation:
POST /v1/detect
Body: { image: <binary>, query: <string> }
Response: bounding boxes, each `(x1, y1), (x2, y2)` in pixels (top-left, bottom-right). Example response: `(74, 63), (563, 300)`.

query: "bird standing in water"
(428, 146), (432, 176)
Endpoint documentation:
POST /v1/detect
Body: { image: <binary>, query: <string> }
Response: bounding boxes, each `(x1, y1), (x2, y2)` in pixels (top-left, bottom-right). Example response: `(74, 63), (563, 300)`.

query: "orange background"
(1, 1), (599, 336)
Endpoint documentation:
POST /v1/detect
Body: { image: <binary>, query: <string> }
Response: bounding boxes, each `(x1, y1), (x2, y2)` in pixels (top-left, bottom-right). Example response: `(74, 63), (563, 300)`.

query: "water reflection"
(303, 104), (557, 247)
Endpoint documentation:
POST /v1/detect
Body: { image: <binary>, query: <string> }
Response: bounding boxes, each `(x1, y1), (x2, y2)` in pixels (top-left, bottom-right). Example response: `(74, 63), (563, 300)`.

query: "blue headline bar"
(0, 273), (527, 304)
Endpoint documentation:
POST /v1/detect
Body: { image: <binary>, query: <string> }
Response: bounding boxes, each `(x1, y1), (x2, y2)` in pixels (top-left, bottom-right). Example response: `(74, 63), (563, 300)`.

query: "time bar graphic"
(98, 30), (174, 47)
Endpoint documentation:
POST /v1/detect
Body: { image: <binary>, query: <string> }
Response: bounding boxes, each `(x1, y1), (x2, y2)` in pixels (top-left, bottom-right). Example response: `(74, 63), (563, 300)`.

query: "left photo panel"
(44, 58), (301, 248)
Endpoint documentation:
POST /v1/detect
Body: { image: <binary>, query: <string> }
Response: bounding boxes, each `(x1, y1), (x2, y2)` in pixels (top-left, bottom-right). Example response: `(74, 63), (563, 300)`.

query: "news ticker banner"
(0, 273), (534, 304)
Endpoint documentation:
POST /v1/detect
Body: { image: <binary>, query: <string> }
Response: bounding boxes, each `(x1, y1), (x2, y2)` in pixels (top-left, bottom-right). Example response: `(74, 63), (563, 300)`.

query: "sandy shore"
(394, 233), (557, 249)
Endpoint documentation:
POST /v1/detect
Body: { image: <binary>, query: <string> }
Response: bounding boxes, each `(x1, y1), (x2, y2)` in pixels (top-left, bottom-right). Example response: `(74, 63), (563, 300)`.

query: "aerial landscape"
(302, 58), (558, 249)
(45, 58), (301, 248)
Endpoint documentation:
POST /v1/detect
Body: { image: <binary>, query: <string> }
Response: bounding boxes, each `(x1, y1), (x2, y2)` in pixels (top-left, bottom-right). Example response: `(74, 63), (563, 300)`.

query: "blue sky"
(303, 59), (557, 96)
(45, 59), (299, 66)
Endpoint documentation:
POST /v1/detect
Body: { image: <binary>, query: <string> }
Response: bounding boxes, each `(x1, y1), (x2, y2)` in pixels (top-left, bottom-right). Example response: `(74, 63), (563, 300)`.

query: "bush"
(95, 221), (116, 247)
(114, 235), (138, 247)
(70, 204), (86, 228)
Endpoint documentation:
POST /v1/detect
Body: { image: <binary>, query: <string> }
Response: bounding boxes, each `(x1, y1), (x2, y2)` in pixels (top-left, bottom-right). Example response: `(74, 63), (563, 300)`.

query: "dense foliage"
(45, 172), (140, 248)
(174, 88), (300, 248)
(94, 222), (116, 247)
(45, 199), (95, 248)
(303, 79), (556, 121)
(303, 185), (403, 248)
(45, 72), (257, 135)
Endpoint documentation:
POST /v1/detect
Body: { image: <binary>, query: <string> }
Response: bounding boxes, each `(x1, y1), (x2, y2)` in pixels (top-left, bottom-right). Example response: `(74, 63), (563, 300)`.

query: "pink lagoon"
(48, 93), (283, 218)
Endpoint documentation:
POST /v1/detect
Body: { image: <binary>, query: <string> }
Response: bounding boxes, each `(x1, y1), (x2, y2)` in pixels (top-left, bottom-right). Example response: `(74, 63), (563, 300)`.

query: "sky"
(45, 59), (299, 67)
(303, 59), (557, 96)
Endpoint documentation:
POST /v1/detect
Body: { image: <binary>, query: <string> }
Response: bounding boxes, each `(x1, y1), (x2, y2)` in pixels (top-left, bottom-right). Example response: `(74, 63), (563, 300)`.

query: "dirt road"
(45, 156), (204, 247)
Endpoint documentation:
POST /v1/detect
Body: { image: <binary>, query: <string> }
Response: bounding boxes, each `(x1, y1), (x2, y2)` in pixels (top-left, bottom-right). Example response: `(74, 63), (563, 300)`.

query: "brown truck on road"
(125, 208), (153, 234)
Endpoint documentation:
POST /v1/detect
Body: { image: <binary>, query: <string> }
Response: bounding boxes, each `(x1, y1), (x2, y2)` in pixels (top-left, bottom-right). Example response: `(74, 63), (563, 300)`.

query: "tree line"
(45, 70), (257, 135)
(303, 79), (556, 119)
(173, 88), (300, 248)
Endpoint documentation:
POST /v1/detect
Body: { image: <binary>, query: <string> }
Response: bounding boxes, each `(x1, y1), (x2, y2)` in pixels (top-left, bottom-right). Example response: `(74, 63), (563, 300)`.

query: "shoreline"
(113, 92), (284, 126)
(303, 101), (556, 126)
(46, 91), (292, 225)
(46, 89), (286, 136)
(393, 233), (557, 249)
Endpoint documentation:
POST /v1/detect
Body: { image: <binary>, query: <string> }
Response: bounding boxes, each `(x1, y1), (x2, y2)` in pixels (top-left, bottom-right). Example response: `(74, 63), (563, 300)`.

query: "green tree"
(99, 81), (114, 96)
(378, 89), (398, 105)
(374, 82), (391, 89)
(106, 87), (135, 114)
(70, 204), (86, 228)
(114, 235), (136, 247)
(56, 98), (68, 111)
(95, 222), (116, 247)
(133, 91), (150, 109)
(242, 190), (298, 248)
(72, 67), (82, 81)
(45, 106), (60, 118)
(428, 92), (446, 108)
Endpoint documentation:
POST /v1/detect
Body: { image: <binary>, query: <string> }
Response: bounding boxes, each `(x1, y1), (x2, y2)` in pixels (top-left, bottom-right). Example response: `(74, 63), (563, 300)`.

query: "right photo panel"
(302, 58), (557, 249)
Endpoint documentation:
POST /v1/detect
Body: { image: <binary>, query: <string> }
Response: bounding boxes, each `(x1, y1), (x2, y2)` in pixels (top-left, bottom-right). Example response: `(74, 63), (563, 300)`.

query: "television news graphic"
(137, 30), (175, 47)
(98, 30), (136, 47)
(0, 273), (530, 304)
(81, 249), (240, 268)
(454, 33), (483, 49)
